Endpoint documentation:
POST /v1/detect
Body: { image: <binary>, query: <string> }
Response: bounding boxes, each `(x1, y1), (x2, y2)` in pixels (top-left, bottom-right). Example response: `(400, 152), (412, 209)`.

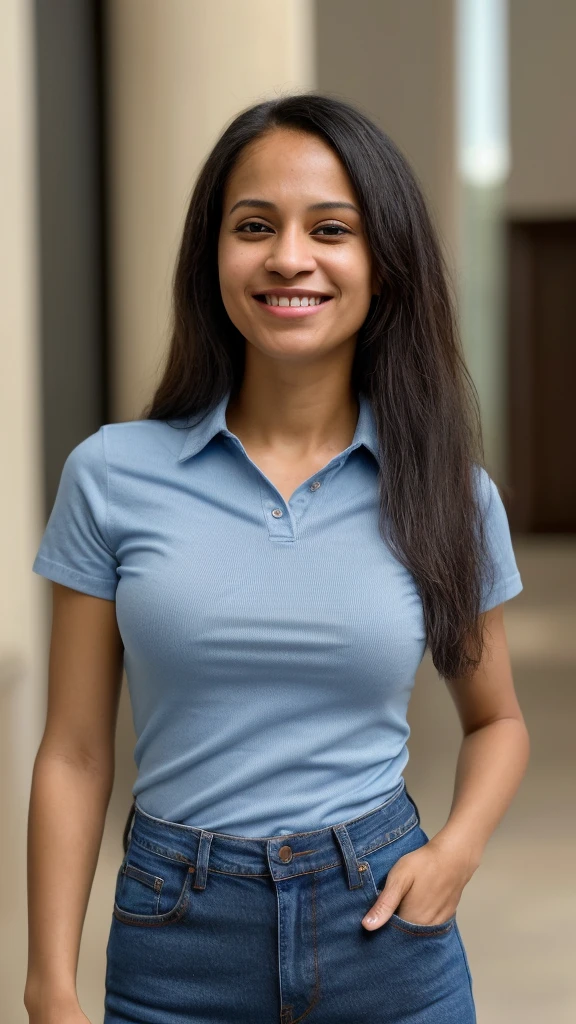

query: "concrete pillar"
(0, 2), (45, 1021)
(105, 0), (316, 422)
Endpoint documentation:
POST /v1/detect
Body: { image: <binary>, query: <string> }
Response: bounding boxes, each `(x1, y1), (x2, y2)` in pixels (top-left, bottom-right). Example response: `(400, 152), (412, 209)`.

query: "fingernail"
(364, 914), (377, 924)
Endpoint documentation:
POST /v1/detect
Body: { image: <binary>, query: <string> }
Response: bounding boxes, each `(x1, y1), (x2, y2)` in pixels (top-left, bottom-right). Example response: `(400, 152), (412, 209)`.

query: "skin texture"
(25, 585), (124, 1022)
(218, 128), (381, 502)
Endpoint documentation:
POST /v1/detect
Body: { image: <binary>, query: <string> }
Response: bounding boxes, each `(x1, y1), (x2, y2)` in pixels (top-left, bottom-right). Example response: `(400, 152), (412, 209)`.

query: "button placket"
(257, 458), (345, 541)
(258, 488), (294, 540)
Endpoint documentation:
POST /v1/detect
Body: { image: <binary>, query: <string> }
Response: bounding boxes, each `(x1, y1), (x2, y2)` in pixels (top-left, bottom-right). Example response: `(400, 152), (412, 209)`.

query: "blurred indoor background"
(1, 1), (574, 1021)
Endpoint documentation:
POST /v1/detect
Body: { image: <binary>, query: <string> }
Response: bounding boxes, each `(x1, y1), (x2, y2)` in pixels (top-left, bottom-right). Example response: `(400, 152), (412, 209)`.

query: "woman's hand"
(361, 833), (478, 930)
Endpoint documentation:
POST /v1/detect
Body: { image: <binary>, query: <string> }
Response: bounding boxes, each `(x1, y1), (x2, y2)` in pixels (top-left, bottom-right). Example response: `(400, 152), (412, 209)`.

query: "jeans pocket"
(387, 910), (456, 935)
(360, 823), (456, 935)
(113, 839), (193, 927)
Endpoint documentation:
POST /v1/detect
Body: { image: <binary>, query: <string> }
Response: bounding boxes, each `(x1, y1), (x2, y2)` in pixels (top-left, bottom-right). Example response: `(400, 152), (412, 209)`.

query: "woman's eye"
(314, 224), (350, 236)
(235, 222), (272, 234)
(233, 221), (351, 237)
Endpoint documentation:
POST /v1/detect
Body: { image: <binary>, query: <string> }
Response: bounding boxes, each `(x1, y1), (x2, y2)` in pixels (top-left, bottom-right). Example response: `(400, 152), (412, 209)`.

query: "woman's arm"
(24, 583), (124, 1022)
(434, 602), (530, 866)
(362, 602), (530, 928)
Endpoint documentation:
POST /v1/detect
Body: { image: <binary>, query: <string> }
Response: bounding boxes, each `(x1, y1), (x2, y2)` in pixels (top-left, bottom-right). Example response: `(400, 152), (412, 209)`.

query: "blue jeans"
(104, 779), (476, 1022)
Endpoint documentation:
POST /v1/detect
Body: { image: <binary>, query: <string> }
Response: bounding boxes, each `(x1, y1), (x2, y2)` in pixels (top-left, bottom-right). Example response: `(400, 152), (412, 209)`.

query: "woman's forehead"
(223, 131), (357, 207)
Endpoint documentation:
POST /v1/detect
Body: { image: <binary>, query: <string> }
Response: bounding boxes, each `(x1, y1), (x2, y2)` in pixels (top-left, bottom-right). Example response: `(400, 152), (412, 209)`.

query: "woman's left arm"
(362, 603), (530, 929)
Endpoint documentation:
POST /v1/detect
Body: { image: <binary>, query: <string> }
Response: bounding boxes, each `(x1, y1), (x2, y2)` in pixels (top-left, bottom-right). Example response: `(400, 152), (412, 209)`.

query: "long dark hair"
(140, 92), (494, 682)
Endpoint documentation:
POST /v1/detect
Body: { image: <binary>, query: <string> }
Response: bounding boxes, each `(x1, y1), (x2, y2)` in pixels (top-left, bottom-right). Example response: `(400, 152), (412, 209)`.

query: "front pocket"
(122, 863), (164, 913)
(113, 840), (193, 927)
(388, 910), (456, 935)
(359, 824), (456, 936)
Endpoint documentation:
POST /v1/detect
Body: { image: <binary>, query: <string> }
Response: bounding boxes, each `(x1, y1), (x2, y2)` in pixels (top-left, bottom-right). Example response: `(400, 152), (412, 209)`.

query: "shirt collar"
(176, 388), (380, 466)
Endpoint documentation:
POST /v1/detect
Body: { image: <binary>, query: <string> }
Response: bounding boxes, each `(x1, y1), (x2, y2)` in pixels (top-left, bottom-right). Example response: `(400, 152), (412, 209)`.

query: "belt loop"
(332, 823), (363, 890)
(192, 829), (214, 890)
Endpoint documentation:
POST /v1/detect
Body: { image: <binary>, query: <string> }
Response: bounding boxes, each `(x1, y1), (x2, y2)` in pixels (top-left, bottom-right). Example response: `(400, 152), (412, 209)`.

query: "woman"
(25, 93), (529, 1023)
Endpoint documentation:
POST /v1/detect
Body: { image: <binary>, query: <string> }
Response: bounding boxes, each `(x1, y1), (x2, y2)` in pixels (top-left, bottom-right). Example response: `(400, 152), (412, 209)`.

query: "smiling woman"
(27, 93), (528, 1024)
(217, 127), (377, 350)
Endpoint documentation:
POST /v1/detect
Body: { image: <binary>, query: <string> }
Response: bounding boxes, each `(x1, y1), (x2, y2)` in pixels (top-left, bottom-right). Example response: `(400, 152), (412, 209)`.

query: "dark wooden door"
(507, 219), (576, 532)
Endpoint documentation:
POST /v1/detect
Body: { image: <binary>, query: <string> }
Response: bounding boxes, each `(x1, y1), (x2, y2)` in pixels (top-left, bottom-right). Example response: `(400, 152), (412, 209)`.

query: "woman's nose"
(263, 227), (317, 278)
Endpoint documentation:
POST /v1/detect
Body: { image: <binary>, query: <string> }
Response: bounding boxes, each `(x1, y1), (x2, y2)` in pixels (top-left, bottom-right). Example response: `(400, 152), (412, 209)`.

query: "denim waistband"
(128, 779), (421, 893)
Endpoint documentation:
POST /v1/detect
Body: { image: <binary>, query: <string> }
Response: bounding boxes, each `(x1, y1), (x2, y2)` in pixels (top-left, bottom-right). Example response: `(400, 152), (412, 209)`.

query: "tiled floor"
(70, 537), (576, 1021)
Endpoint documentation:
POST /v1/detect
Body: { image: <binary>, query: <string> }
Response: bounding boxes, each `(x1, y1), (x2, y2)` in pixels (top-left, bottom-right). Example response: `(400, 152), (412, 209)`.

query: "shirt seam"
(33, 554), (117, 586)
(100, 425), (115, 553)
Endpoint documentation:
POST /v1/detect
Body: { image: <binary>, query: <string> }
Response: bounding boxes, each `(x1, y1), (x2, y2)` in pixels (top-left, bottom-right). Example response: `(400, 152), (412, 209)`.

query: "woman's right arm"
(24, 582), (125, 1023)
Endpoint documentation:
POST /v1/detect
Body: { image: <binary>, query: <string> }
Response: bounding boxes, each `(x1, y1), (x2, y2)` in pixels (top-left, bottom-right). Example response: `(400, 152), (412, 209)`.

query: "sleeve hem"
(32, 555), (118, 600)
(480, 571), (523, 613)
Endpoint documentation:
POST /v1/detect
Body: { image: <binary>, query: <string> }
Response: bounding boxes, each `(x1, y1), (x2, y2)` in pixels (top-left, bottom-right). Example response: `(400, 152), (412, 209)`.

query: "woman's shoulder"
(470, 463), (507, 520)
(98, 416), (192, 467)
(56, 418), (193, 499)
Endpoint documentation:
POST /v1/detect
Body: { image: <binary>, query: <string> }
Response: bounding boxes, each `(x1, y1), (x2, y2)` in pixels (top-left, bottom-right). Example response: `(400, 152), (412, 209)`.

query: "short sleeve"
(474, 466), (523, 613)
(32, 426), (119, 600)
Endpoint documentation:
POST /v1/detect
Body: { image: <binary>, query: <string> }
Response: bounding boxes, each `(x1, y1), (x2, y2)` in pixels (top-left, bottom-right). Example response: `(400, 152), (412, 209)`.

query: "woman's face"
(218, 128), (378, 367)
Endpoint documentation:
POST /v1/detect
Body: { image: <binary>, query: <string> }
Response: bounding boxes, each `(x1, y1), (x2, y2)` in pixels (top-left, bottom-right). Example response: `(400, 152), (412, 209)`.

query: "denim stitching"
(122, 863), (163, 914)
(130, 836), (194, 866)
(355, 813), (418, 858)
(388, 917), (455, 937)
(128, 812), (417, 881)
(290, 869), (321, 1022)
(113, 866), (192, 927)
(455, 922), (476, 1011)
(123, 863), (163, 891)
(280, 871), (321, 1024)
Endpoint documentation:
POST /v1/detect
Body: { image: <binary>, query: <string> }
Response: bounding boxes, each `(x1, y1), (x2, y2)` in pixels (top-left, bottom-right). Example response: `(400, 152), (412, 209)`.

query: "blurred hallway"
(405, 536), (576, 1022)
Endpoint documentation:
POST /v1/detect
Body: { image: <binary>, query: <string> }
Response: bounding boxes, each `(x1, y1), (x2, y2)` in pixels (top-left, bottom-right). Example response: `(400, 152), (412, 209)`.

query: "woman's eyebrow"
(228, 198), (360, 216)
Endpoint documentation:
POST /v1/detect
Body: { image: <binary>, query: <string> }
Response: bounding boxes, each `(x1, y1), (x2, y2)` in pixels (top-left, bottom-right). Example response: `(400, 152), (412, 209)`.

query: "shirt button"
(271, 508), (283, 518)
(310, 480), (321, 491)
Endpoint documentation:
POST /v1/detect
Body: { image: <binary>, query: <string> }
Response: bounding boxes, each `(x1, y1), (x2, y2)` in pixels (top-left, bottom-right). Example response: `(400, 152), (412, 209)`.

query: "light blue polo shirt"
(32, 389), (523, 837)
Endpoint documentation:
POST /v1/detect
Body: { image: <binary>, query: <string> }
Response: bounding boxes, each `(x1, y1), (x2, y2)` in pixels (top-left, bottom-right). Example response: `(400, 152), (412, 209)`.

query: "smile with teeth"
(259, 295), (330, 307)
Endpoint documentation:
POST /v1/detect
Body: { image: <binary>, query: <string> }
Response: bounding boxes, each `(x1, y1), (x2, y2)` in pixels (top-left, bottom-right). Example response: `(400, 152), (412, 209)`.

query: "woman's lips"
(252, 296), (333, 318)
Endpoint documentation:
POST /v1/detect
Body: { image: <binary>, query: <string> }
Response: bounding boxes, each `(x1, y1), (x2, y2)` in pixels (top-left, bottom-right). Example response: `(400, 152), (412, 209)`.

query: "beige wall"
(0, 1), (45, 1020)
(508, 0), (576, 216)
(106, 0), (316, 422)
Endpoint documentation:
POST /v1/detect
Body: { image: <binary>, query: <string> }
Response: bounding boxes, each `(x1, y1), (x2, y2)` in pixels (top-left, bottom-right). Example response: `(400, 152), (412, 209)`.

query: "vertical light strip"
(457, 0), (509, 186)
(456, 0), (510, 481)
(286, 0), (316, 91)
